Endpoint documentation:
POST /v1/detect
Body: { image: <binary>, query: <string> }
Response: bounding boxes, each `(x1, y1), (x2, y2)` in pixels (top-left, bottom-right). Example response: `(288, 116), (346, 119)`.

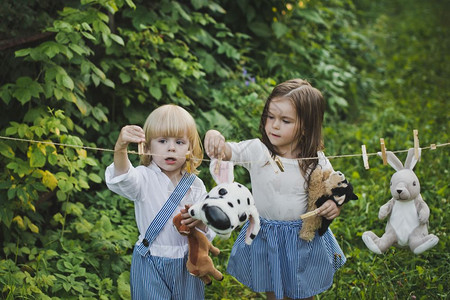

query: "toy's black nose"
(396, 189), (402, 194)
(203, 206), (230, 230)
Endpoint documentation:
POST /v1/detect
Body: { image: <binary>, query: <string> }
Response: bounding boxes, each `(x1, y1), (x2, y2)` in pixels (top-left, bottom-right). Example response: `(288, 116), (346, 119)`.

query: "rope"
(0, 135), (448, 164)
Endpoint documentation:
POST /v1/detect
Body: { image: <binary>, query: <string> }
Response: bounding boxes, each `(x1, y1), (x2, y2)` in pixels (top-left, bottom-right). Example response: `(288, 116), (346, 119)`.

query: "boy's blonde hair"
(140, 104), (203, 174)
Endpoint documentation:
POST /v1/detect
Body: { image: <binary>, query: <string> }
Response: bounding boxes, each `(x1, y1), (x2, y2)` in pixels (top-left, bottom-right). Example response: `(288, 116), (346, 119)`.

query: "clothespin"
(185, 151), (191, 173)
(275, 156), (285, 172)
(300, 208), (319, 220)
(413, 129), (420, 160)
(265, 150), (280, 174)
(214, 157), (222, 176)
(380, 138), (387, 165)
(361, 144), (370, 170)
(430, 144), (436, 150)
(138, 142), (145, 155)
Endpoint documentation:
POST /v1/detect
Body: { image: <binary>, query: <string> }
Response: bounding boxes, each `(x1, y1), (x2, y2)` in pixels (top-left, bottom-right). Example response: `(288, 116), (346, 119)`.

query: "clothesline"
(0, 135), (448, 165)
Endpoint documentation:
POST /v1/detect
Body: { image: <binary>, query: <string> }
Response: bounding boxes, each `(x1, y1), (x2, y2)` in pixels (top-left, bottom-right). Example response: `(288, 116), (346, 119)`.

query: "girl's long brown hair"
(259, 79), (325, 182)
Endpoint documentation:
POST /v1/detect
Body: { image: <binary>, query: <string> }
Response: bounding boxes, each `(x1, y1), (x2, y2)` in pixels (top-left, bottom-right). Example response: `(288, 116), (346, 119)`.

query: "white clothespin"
(430, 144), (436, 150)
(361, 144), (370, 170)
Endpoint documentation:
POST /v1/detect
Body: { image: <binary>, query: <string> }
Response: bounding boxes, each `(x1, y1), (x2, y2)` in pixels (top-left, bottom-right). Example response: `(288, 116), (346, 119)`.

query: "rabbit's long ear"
(378, 151), (403, 171)
(210, 158), (234, 184)
(404, 148), (421, 170)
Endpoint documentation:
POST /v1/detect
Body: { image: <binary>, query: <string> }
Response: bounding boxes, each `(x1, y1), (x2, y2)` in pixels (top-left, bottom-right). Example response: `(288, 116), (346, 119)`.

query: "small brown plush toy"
(173, 208), (224, 285)
(299, 166), (357, 241)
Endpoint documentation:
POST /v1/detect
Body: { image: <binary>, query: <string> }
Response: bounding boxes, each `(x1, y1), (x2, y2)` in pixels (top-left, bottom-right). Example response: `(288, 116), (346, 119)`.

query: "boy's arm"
(204, 130), (232, 160)
(114, 125), (146, 176)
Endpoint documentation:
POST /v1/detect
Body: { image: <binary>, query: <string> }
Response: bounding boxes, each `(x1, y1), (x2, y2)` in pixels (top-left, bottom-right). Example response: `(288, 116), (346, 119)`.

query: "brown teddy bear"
(299, 166), (357, 241)
(173, 208), (224, 285)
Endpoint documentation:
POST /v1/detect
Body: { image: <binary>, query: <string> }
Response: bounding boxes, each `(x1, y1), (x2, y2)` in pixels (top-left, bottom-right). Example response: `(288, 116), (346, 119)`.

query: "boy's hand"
(115, 125), (146, 151)
(180, 205), (206, 231)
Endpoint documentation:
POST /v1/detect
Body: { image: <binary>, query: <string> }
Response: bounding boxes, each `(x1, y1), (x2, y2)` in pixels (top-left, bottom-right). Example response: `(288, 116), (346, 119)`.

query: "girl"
(105, 104), (213, 300)
(204, 79), (345, 300)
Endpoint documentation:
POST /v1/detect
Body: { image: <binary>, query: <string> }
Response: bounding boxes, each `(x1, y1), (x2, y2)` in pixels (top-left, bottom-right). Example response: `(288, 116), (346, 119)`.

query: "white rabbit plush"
(362, 148), (439, 254)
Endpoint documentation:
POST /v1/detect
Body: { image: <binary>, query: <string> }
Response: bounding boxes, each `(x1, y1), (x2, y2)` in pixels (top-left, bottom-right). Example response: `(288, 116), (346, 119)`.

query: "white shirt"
(105, 161), (214, 258)
(229, 139), (332, 221)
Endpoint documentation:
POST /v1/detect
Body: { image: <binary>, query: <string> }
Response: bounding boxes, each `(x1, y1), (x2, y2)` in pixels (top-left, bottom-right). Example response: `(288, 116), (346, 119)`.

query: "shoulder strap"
(136, 172), (196, 256)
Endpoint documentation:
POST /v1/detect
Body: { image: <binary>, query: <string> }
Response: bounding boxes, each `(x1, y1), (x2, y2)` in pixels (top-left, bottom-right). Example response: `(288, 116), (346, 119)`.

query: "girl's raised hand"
(204, 130), (227, 159)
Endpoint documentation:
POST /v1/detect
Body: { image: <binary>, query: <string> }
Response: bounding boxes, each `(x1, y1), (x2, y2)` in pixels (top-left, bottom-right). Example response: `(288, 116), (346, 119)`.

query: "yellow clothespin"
(430, 144), (436, 150)
(265, 150), (280, 174)
(380, 138), (387, 165)
(275, 156), (285, 172)
(138, 142), (145, 155)
(413, 129), (420, 160)
(300, 209), (319, 220)
(214, 157), (222, 176)
(185, 151), (191, 173)
(361, 144), (370, 170)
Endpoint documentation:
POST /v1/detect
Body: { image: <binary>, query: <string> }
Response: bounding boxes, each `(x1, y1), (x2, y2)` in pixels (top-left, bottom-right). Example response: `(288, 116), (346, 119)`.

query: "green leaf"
(125, 0), (136, 9)
(119, 73), (131, 83)
(29, 147), (46, 168)
(15, 48), (31, 57)
(296, 9), (328, 27)
(117, 271), (131, 299)
(249, 21), (272, 38)
(88, 173), (102, 183)
(109, 33), (124, 46)
(13, 89), (32, 105)
(272, 22), (289, 39)
(81, 32), (96, 41)
(0, 143), (15, 158)
(161, 77), (179, 94)
(149, 85), (162, 100)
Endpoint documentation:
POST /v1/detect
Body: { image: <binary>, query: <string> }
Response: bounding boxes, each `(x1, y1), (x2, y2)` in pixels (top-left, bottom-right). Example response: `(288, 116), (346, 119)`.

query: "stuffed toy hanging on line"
(188, 159), (261, 245)
(362, 148), (439, 254)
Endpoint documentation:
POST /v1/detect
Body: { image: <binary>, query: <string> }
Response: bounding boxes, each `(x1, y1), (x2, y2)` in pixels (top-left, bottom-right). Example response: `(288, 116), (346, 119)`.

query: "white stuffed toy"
(362, 148), (439, 254)
(188, 159), (260, 245)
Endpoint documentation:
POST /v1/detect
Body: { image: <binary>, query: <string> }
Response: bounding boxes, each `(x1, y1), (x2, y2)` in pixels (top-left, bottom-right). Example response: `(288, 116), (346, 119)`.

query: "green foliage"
(0, 0), (448, 299)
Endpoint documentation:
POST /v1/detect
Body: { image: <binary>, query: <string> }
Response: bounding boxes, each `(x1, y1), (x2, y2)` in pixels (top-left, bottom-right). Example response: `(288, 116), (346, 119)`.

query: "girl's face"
(264, 97), (300, 158)
(150, 135), (190, 180)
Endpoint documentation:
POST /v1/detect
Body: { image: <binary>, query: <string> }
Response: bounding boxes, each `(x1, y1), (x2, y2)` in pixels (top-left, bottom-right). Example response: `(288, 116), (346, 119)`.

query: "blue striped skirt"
(227, 218), (346, 299)
(130, 247), (205, 300)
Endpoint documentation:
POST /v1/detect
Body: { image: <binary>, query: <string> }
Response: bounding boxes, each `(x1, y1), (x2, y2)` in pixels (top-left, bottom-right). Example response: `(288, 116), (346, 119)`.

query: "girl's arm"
(114, 125), (146, 176)
(204, 129), (232, 160)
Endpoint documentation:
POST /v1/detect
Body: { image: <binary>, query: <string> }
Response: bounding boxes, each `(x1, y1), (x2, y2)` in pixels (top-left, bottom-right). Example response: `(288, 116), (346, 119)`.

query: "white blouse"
(228, 139), (332, 221)
(105, 161), (214, 258)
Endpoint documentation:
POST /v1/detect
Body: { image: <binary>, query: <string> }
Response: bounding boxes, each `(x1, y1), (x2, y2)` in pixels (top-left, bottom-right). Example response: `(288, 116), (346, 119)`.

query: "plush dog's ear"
(245, 206), (261, 245)
(210, 159), (234, 184)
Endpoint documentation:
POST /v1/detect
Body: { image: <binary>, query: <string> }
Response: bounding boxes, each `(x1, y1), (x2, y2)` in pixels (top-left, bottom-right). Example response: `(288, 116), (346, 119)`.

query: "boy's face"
(150, 135), (190, 179)
(264, 97), (300, 158)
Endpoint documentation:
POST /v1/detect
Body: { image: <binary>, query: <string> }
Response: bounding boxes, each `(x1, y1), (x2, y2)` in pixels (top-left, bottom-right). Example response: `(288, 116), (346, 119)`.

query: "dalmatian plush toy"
(188, 159), (261, 245)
